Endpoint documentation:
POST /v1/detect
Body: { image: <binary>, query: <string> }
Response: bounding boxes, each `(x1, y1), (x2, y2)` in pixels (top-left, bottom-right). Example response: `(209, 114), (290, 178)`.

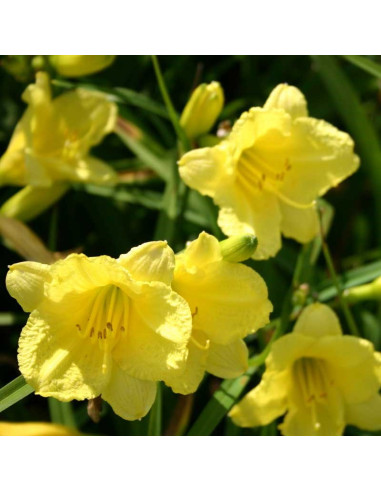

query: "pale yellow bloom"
(180, 82), (224, 140)
(0, 421), (80, 436)
(229, 303), (381, 436)
(6, 243), (192, 421)
(165, 232), (273, 394)
(179, 84), (359, 259)
(48, 55), (115, 77)
(0, 72), (117, 188)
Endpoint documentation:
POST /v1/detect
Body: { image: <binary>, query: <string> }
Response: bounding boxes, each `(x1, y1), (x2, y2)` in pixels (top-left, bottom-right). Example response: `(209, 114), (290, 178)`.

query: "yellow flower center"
(237, 148), (313, 208)
(62, 129), (81, 160)
(75, 285), (129, 352)
(293, 357), (334, 430)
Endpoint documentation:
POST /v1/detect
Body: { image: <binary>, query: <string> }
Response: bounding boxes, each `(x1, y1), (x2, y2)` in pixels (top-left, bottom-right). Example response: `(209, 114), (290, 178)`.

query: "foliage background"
(1, 55), (381, 435)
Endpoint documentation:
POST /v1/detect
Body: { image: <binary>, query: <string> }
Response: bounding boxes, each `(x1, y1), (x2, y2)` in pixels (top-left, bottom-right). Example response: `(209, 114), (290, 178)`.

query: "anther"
(98, 332), (102, 339)
(76, 324), (81, 331)
(103, 329), (107, 339)
(120, 326), (125, 332)
(192, 307), (198, 318)
(90, 327), (94, 338)
(106, 322), (113, 331)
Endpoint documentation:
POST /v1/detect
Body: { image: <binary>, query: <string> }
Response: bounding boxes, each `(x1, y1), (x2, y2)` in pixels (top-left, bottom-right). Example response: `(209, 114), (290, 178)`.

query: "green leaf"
(0, 375), (34, 413)
(115, 126), (171, 181)
(342, 55), (381, 79)
(187, 367), (258, 436)
(312, 55), (381, 242)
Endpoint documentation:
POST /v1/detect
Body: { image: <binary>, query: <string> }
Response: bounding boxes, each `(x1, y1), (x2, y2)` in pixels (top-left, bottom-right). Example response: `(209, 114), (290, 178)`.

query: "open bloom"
(6, 243), (192, 420)
(179, 84), (359, 259)
(229, 303), (381, 435)
(0, 72), (117, 188)
(165, 232), (273, 394)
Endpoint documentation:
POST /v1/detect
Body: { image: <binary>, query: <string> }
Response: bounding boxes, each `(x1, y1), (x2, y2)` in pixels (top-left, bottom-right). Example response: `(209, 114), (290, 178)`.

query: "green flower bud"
(219, 234), (258, 262)
(180, 82), (224, 140)
(344, 278), (381, 303)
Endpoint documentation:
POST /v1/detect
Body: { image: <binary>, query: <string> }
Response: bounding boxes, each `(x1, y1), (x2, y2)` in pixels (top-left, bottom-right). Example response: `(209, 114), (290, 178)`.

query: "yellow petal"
(112, 290), (191, 381)
(346, 394), (381, 431)
(228, 107), (292, 152)
(6, 261), (51, 312)
(264, 84), (308, 119)
(181, 232), (222, 271)
(293, 303), (342, 338)
(280, 383), (345, 436)
(102, 364), (157, 421)
(53, 88), (117, 151)
(18, 310), (111, 401)
(206, 339), (249, 379)
(64, 156), (118, 186)
(131, 283), (192, 344)
(279, 118), (360, 206)
(229, 369), (289, 427)
(279, 201), (319, 243)
(178, 142), (234, 199)
(118, 241), (175, 285)
(270, 334), (316, 371)
(0, 421), (80, 436)
(46, 254), (135, 302)
(173, 258), (272, 345)
(218, 188), (282, 260)
(165, 332), (209, 395)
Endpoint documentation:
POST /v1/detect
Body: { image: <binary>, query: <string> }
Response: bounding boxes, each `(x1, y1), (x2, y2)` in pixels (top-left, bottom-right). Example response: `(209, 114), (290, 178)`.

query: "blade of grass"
(342, 55), (381, 79)
(0, 375), (34, 413)
(312, 55), (381, 242)
(187, 366), (258, 436)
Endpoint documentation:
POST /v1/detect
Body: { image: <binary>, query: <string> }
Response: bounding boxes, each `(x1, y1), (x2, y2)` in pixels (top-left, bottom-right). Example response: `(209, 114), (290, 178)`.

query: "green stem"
(151, 55), (189, 152)
(318, 208), (360, 336)
(148, 382), (162, 436)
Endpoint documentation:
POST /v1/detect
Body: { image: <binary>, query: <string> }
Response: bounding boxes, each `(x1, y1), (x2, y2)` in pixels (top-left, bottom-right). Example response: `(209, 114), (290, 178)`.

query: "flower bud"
(1, 184), (69, 222)
(219, 234), (258, 262)
(48, 55), (115, 77)
(180, 82), (224, 139)
(344, 277), (381, 303)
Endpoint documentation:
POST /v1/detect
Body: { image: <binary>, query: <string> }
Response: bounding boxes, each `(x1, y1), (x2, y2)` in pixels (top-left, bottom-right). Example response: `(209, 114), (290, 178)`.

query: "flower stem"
(151, 55), (189, 153)
(318, 206), (360, 336)
(148, 382), (162, 436)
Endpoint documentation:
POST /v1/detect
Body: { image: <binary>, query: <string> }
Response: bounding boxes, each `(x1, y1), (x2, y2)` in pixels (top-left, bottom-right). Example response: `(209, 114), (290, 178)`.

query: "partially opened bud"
(344, 277), (381, 303)
(48, 55), (115, 77)
(0, 184), (69, 222)
(219, 234), (258, 262)
(180, 82), (224, 139)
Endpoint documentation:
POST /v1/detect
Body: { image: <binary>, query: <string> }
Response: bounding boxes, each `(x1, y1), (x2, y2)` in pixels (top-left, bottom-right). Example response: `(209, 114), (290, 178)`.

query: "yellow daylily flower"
(0, 421), (80, 436)
(229, 303), (381, 436)
(0, 71), (117, 189)
(48, 55), (115, 77)
(6, 242), (192, 421)
(165, 232), (273, 394)
(178, 84), (359, 259)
